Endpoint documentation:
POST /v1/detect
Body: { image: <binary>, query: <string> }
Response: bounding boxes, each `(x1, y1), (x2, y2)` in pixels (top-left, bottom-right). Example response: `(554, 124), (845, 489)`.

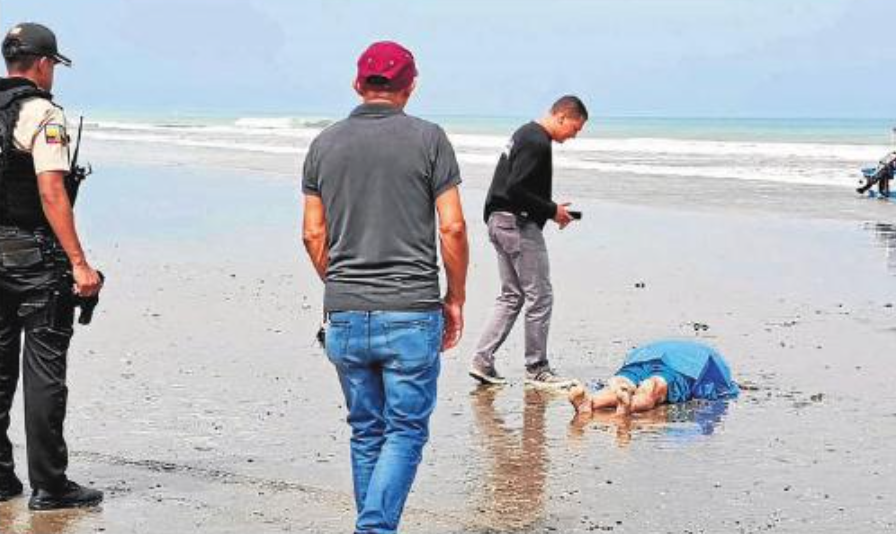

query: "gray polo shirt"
(302, 103), (462, 312)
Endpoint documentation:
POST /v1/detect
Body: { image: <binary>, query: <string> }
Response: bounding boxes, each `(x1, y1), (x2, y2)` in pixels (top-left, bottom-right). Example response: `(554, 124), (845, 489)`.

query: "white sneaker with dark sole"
(525, 368), (577, 390)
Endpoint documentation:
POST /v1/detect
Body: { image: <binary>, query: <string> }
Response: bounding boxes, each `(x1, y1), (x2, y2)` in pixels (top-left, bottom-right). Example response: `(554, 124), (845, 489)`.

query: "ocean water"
(80, 112), (896, 189)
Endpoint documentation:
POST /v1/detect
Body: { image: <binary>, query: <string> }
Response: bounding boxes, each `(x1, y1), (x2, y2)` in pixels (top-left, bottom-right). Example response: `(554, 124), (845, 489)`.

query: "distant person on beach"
(469, 96), (587, 390)
(858, 150), (895, 198)
(301, 41), (468, 534)
(568, 340), (739, 416)
(0, 23), (104, 509)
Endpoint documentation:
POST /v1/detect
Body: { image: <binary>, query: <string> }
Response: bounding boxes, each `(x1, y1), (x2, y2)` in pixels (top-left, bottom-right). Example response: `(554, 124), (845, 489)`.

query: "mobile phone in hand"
(568, 210), (582, 220)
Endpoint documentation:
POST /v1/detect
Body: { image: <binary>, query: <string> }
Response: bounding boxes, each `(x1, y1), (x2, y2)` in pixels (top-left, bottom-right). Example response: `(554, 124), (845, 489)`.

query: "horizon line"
(77, 107), (896, 123)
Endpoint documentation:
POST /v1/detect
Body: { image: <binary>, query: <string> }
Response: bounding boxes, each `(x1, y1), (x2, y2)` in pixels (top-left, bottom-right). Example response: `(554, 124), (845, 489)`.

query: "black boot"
(28, 480), (103, 511)
(0, 474), (23, 501)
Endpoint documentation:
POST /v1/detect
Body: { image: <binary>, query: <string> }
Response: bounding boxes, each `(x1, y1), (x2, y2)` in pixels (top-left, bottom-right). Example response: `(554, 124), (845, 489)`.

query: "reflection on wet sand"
(569, 400), (730, 448)
(0, 499), (95, 534)
(469, 387), (549, 531)
(866, 222), (896, 274)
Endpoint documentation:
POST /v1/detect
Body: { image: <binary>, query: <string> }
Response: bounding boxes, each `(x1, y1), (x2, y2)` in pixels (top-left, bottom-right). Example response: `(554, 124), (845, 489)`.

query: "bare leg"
(596, 376), (635, 412)
(569, 375), (636, 415)
(629, 376), (669, 413)
(610, 376), (636, 416)
(568, 385), (593, 415)
(615, 388), (633, 416)
(589, 389), (620, 411)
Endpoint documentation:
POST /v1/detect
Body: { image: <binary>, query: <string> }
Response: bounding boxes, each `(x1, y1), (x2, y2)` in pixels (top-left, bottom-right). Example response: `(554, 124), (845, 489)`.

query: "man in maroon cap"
(302, 41), (468, 534)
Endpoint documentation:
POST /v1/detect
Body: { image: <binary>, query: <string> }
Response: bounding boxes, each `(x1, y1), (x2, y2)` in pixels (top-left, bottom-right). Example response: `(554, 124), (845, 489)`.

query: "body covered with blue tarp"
(621, 340), (739, 401)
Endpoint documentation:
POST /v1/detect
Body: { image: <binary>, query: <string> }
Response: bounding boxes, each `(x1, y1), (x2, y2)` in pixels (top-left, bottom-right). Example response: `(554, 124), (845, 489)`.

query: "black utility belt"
(0, 237), (38, 253)
(0, 223), (53, 236)
(0, 226), (60, 260)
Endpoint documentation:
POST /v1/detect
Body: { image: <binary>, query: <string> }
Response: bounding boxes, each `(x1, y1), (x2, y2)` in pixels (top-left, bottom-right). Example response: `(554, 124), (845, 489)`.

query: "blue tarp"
(623, 340), (740, 400)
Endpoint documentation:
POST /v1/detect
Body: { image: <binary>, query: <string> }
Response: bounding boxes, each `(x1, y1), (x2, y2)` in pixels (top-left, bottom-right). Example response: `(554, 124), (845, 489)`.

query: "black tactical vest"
(0, 77), (56, 229)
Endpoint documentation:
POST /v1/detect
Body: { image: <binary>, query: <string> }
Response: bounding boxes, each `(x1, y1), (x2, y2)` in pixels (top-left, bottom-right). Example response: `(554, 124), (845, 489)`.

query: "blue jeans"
(326, 310), (443, 534)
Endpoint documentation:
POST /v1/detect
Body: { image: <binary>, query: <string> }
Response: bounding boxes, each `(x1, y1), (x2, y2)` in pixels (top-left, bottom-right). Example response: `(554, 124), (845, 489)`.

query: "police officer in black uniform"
(0, 23), (103, 510)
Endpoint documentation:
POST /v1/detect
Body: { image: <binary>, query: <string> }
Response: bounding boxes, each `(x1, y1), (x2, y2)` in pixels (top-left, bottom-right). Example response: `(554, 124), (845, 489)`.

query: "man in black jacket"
(470, 96), (587, 389)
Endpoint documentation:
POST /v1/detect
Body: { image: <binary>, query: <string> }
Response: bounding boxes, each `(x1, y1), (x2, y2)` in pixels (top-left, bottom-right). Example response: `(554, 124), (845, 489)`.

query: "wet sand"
(1, 142), (895, 533)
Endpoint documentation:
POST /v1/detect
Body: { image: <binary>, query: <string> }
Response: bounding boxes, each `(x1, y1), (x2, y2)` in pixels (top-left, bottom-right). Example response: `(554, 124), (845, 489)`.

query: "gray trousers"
(474, 212), (553, 372)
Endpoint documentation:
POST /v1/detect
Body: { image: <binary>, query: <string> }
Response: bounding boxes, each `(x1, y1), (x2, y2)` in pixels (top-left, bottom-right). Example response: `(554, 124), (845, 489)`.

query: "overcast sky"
(4, 0), (895, 118)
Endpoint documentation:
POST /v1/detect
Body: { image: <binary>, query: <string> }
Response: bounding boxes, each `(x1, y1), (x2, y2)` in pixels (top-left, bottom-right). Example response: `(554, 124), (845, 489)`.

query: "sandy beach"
(1, 137), (895, 534)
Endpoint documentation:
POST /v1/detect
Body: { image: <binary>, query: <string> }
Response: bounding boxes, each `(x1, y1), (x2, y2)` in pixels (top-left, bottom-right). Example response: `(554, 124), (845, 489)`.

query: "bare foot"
(568, 385), (593, 415)
(614, 386), (633, 417)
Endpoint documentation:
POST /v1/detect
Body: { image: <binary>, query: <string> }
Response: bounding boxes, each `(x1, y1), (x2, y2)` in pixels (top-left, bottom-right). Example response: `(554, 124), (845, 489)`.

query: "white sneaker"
(525, 368), (577, 390)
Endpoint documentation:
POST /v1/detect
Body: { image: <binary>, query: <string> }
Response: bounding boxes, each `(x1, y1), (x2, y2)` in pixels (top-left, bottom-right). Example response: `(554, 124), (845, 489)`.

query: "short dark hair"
(359, 76), (407, 95)
(550, 95), (588, 121)
(4, 53), (40, 73)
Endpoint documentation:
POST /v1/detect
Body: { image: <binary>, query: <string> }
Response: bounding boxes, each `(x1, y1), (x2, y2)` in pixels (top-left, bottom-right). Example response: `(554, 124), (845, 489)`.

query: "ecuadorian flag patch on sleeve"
(44, 124), (67, 145)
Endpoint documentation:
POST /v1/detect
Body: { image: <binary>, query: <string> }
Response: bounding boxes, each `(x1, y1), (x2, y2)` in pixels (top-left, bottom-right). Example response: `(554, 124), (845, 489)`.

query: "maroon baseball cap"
(356, 41), (417, 91)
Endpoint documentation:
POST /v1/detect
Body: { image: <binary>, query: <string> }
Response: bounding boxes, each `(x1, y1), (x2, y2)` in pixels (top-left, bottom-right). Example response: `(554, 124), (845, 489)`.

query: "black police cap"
(2, 23), (71, 67)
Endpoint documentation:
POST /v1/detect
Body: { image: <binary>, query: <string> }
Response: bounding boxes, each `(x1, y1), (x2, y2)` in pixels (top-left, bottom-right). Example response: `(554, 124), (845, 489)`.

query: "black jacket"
(483, 121), (557, 228)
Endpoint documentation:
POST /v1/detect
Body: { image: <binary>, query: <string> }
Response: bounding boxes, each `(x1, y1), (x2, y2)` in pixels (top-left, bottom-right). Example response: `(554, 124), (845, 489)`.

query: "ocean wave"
(89, 119), (887, 161)
(84, 118), (885, 189)
(85, 131), (304, 155)
(451, 133), (885, 162)
(89, 120), (322, 140)
(451, 153), (857, 187)
(234, 116), (334, 129)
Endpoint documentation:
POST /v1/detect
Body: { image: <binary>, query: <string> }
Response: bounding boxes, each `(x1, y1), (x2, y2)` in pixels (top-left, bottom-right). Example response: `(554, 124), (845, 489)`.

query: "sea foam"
(83, 117), (889, 189)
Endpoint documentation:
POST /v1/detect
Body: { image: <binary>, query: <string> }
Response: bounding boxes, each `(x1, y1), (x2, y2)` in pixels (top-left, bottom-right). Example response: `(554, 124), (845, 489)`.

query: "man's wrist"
(445, 290), (466, 305)
(70, 254), (89, 268)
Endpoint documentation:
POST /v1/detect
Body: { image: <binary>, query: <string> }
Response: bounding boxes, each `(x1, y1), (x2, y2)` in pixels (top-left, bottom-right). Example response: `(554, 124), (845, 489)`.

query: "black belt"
(0, 224), (54, 244)
(0, 222), (51, 232)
